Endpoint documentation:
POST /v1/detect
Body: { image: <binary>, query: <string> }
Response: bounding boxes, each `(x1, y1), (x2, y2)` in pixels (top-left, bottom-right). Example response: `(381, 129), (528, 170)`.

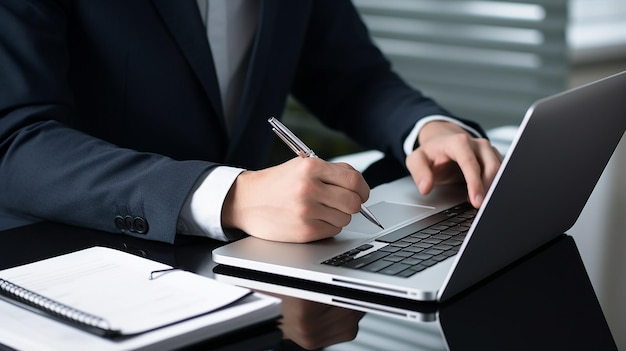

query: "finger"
(405, 148), (435, 195)
(310, 199), (355, 228)
(315, 160), (371, 203)
(477, 143), (503, 191)
(291, 169), (363, 222)
(316, 182), (364, 216)
(290, 159), (368, 212)
(464, 140), (503, 208)
(446, 136), (486, 208)
(286, 178), (356, 230)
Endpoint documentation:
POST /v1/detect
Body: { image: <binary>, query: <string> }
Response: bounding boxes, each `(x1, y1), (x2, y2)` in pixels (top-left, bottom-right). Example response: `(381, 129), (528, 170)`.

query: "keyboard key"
(442, 239), (463, 246)
(392, 250), (413, 257)
(411, 232), (431, 239)
(400, 258), (423, 266)
(412, 242), (433, 249)
(423, 249), (444, 256)
(431, 234), (452, 240)
(420, 259), (438, 267)
(378, 245), (401, 253)
(401, 236), (422, 243)
(403, 246), (425, 253)
(345, 249), (362, 256)
(362, 259), (393, 272)
(433, 244), (453, 251)
(383, 255), (405, 263)
(396, 269), (418, 278)
(389, 241), (412, 248)
(379, 263), (412, 275)
(322, 259), (345, 266)
(342, 251), (389, 269)
(412, 253), (434, 260)
(441, 229), (461, 235)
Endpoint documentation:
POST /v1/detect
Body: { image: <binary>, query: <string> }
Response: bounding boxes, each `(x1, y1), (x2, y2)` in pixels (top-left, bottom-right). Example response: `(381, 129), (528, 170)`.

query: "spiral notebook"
(0, 246), (281, 349)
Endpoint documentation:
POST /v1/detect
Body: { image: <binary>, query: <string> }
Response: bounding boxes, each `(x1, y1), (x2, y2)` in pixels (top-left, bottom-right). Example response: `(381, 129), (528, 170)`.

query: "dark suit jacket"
(0, 0), (482, 242)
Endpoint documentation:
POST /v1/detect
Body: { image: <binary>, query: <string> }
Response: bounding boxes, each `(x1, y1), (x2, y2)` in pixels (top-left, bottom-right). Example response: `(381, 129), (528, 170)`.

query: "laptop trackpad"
(343, 201), (436, 235)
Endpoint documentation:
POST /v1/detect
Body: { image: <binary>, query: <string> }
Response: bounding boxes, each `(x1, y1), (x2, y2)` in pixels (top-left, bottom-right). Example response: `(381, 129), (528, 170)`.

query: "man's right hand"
(221, 157), (371, 242)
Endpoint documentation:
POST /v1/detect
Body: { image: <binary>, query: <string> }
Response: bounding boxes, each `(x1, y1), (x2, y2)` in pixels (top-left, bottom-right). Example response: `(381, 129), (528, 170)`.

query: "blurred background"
(275, 1), (626, 349)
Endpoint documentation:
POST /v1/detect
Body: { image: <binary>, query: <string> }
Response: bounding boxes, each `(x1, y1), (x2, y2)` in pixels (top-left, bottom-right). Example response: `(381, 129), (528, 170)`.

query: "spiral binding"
(0, 278), (113, 334)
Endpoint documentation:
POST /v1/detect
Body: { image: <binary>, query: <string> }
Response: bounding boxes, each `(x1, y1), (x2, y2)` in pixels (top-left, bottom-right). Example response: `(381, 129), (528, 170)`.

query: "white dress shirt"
(178, 0), (480, 240)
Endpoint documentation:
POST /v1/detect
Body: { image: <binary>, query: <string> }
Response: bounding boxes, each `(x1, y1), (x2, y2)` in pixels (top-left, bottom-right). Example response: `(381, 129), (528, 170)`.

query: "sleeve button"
(133, 217), (149, 234)
(114, 216), (126, 232)
(124, 215), (135, 232)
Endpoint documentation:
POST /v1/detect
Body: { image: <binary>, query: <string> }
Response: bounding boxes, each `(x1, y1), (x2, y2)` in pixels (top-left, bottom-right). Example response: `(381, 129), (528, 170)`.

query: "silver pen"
(268, 117), (384, 230)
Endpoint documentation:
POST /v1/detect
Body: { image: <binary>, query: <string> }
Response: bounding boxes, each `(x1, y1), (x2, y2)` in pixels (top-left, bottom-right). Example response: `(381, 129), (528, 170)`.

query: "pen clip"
(268, 117), (317, 158)
(271, 126), (305, 157)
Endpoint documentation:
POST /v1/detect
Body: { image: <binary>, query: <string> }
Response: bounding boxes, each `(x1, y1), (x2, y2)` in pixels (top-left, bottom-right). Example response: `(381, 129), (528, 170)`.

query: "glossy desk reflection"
(214, 234), (617, 350)
(0, 223), (617, 351)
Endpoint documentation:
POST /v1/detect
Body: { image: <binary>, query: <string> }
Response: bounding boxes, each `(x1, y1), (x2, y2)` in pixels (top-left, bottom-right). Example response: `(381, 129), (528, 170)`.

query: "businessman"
(0, 1), (501, 244)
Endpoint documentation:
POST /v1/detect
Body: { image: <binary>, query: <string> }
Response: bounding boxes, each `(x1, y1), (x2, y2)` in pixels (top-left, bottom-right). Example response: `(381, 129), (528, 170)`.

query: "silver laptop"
(213, 71), (626, 302)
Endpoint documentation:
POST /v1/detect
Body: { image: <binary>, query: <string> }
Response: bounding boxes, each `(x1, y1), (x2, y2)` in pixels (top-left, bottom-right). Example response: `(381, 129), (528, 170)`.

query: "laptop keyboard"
(322, 203), (476, 278)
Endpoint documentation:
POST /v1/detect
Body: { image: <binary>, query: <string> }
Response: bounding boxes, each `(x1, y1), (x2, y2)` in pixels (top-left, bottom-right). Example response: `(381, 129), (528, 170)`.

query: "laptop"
(213, 71), (626, 302)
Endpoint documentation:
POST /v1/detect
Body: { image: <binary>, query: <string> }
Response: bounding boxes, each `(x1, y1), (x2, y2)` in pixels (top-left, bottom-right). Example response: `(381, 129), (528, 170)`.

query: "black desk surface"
(0, 221), (617, 351)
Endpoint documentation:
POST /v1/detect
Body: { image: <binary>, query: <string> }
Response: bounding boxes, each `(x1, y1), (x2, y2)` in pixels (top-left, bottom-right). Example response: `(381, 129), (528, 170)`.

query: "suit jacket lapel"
(152, 0), (226, 129)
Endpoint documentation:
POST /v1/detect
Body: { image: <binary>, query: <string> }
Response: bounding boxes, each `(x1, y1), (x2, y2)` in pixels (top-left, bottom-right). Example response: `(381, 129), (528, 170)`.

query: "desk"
(0, 221), (617, 351)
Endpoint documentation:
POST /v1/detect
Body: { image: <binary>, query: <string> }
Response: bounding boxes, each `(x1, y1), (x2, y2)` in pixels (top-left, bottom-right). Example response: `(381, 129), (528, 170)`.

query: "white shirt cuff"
(403, 115), (483, 156)
(178, 166), (245, 241)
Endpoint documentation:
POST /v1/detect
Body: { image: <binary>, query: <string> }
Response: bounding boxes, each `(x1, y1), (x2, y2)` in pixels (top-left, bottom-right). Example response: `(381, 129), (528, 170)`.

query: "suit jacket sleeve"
(0, 1), (213, 243)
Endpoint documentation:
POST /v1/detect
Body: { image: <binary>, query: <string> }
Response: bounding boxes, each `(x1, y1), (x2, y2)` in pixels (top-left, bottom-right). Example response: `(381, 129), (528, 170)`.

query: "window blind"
(353, 0), (569, 129)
